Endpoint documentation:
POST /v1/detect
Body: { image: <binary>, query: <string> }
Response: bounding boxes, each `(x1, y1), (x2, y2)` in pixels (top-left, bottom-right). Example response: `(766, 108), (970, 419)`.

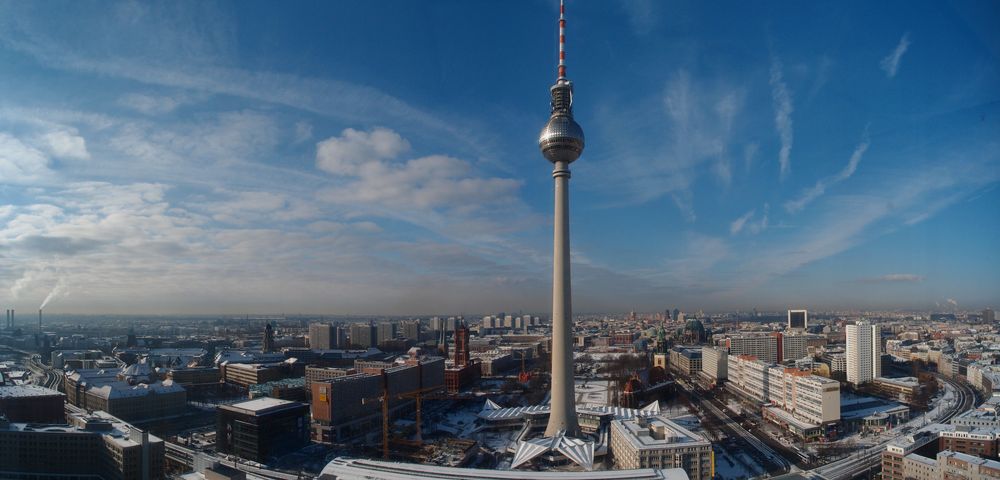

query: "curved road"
(809, 374), (979, 480)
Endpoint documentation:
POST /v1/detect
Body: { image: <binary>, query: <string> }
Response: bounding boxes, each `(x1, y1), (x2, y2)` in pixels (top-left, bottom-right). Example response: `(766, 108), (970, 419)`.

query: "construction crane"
(360, 364), (446, 459)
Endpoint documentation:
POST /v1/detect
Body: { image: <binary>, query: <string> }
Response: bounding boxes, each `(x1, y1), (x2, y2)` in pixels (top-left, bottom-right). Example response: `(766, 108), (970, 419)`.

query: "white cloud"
(880, 33), (911, 78)
(316, 127), (410, 176)
(0, 133), (51, 182)
(730, 209), (754, 234)
(41, 129), (90, 160)
(730, 203), (769, 235)
(769, 56), (794, 180)
(785, 131), (870, 213)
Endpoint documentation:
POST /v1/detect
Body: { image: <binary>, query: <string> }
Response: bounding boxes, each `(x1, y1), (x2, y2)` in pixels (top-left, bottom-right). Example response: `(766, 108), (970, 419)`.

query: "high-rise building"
(725, 333), (780, 364)
(401, 320), (420, 341)
(538, 0), (586, 438)
(310, 323), (333, 350)
(788, 309), (808, 330)
(701, 346), (728, 382)
(984, 308), (996, 323)
(263, 322), (275, 353)
(847, 320), (882, 385)
(349, 323), (376, 348)
(334, 324), (348, 349)
(377, 322), (396, 345)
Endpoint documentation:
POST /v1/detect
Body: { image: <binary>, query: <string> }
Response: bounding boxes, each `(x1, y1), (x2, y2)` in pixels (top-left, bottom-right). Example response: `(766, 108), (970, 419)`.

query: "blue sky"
(0, 1), (997, 314)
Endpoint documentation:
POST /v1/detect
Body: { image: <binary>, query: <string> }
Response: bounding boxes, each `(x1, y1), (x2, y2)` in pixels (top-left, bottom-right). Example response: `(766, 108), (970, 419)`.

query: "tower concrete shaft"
(539, 0), (583, 438)
(545, 160), (579, 437)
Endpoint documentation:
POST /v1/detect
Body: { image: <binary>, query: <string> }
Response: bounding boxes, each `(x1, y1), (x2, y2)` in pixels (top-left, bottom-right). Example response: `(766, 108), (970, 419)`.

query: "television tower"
(540, 0), (584, 438)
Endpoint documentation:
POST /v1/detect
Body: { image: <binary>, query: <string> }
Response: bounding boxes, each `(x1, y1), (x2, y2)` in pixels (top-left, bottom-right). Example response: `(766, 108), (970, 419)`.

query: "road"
(808, 374), (979, 480)
(677, 379), (792, 475)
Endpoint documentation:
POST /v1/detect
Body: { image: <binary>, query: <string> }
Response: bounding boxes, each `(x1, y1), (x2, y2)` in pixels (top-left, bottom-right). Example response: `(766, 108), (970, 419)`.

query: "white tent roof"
(511, 434), (595, 471)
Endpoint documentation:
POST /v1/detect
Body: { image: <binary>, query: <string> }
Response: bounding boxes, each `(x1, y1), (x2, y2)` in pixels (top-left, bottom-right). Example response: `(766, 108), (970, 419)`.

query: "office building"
(217, 397), (310, 463)
(377, 322), (397, 345)
(334, 324), (349, 349)
(847, 321), (881, 385)
(310, 323), (334, 350)
(167, 366), (221, 388)
(669, 347), (702, 377)
(0, 385), (65, 423)
(724, 334), (779, 364)
(402, 320), (420, 341)
(729, 355), (840, 439)
(609, 415), (713, 479)
(781, 334), (810, 362)
(873, 377), (922, 405)
(311, 357), (444, 442)
(985, 308), (996, 323)
(0, 411), (164, 480)
(788, 309), (808, 330)
(350, 323), (377, 348)
(221, 360), (302, 387)
(701, 347), (728, 382)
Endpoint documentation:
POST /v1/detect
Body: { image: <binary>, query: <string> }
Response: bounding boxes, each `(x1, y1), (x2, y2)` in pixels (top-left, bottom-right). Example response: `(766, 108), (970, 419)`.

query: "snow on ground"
(575, 378), (613, 407)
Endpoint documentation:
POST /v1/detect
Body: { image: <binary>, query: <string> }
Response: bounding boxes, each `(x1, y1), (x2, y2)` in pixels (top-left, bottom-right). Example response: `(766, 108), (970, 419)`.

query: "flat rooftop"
(610, 415), (710, 451)
(221, 397), (306, 415)
(0, 384), (64, 399)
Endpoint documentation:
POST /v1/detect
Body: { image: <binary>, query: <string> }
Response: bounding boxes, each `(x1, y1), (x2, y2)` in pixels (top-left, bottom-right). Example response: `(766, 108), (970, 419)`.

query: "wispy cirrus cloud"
(880, 33), (911, 78)
(785, 130), (870, 213)
(730, 203), (769, 235)
(584, 69), (744, 220)
(769, 55), (794, 180)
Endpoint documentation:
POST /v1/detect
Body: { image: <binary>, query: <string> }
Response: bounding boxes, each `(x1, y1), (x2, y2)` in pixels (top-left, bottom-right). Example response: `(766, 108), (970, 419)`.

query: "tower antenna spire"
(558, 0), (567, 80)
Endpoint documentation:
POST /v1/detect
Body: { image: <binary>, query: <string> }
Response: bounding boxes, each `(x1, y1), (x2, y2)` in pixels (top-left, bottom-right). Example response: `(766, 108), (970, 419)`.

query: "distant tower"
(455, 320), (470, 367)
(263, 322), (275, 353)
(540, 0), (585, 438)
(126, 325), (138, 348)
(439, 324), (449, 360)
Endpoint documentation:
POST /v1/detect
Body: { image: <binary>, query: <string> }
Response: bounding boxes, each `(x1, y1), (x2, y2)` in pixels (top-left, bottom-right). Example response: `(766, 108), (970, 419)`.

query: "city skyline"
(1, 1), (998, 314)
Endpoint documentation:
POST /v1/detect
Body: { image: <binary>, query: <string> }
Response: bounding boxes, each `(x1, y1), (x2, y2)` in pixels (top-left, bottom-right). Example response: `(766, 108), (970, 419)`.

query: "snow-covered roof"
(87, 380), (184, 399)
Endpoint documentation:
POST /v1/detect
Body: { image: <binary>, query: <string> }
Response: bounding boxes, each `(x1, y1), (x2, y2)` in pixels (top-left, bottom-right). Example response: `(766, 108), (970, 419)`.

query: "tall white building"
(701, 346), (728, 381)
(847, 321), (881, 385)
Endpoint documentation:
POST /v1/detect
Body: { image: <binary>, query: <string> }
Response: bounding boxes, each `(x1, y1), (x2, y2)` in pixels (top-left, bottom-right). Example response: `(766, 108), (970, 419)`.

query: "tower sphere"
(539, 114), (585, 164)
